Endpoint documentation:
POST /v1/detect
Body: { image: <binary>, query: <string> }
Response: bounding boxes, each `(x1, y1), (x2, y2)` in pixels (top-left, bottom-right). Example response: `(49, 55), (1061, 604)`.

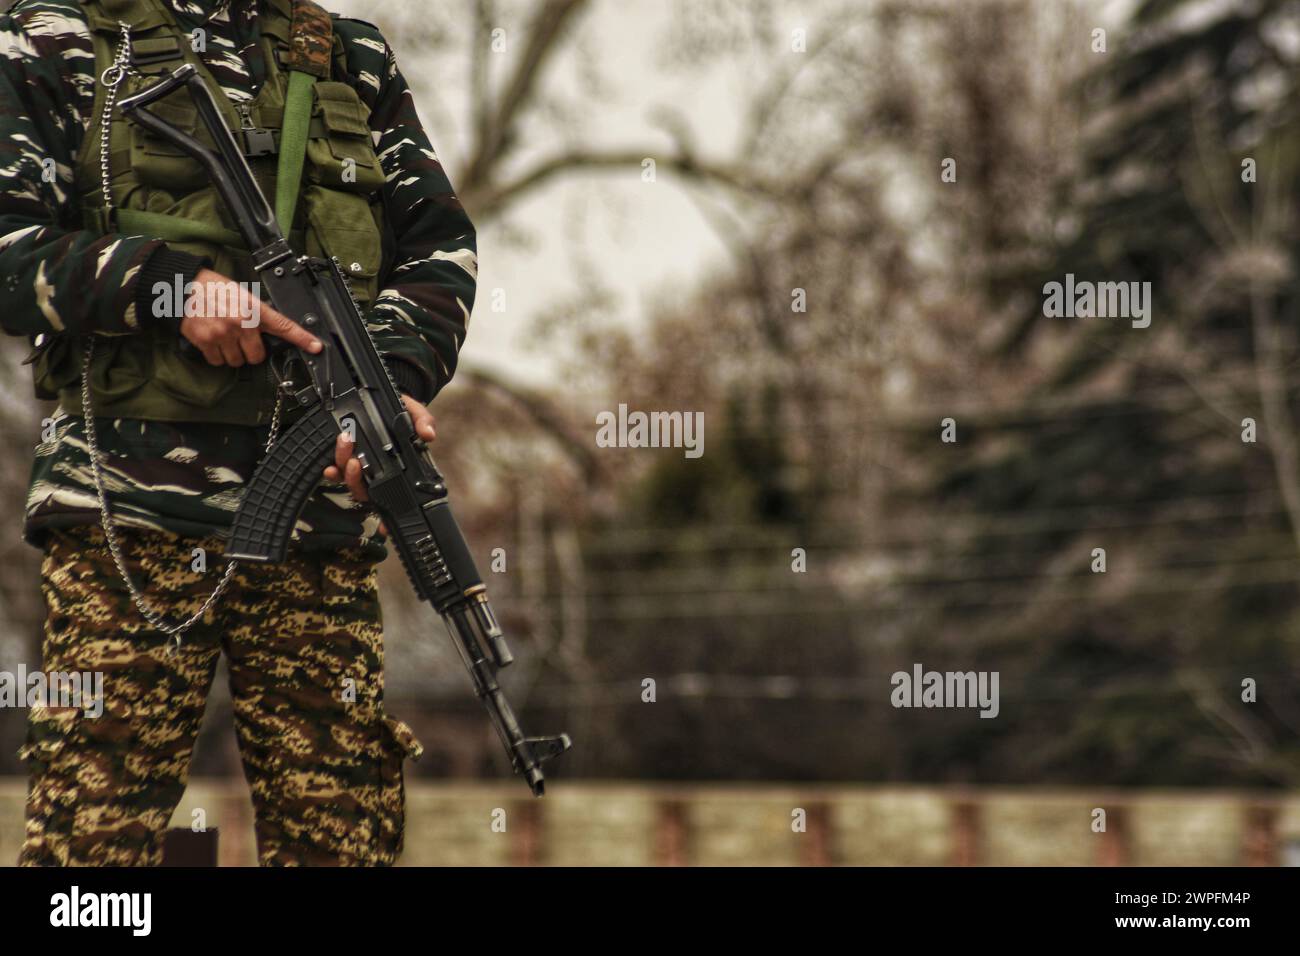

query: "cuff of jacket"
(385, 354), (437, 405)
(134, 247), (212, 334)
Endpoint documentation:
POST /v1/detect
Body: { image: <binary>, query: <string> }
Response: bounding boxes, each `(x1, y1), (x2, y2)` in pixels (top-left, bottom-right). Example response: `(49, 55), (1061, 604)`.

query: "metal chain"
(98, 21), (136, 216)
(84, 22), (284, 649)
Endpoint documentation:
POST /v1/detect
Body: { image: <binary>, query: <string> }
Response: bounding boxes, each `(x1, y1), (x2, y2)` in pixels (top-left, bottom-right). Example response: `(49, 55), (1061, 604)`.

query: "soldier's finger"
(262, 306), (323, 353)
(334, 432), (352, 473)
(219, 340), (244, 367)
(200, 344), (224, 366)
(402, 395), (437, 441)
(323, 465), (341, 482)
(237, 286), (264, 329)
(240, 329), (266, 365)
(344, 457), (368, 502)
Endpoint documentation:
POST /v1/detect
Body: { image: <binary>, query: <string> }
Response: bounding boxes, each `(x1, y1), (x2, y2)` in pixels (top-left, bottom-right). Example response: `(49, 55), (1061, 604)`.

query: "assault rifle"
(119, 64), (570, 795)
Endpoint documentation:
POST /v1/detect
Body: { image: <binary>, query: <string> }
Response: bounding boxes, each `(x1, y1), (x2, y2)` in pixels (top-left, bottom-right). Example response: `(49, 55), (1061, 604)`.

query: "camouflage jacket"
(0, 0), (476, 557)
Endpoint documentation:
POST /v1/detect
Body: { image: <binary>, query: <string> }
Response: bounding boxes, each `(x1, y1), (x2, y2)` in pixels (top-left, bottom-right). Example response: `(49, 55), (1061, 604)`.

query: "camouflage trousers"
(18, 524), (423, 867)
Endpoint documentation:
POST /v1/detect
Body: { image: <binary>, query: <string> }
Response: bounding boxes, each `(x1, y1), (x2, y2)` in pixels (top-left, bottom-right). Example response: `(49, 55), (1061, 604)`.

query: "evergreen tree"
(914, 0), (1300, 785)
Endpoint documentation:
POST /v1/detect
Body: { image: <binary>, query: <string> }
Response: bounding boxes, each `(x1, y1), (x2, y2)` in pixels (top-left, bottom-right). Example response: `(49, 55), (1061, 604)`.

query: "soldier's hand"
(179, 268), (323, 366)
(323, 394), (436, 533)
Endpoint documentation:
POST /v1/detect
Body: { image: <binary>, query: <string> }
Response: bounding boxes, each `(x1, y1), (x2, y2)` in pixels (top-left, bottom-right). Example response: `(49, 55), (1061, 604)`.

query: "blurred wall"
(1, 779), (1296, 866)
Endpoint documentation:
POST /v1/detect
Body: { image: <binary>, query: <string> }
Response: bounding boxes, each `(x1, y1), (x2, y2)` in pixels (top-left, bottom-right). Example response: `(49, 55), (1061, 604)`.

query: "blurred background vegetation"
(2, 0), (1298, 807)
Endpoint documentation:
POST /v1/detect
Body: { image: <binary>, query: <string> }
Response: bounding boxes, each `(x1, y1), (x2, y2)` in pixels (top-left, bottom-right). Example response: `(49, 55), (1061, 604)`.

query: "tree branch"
(462, 0), (593, 193)
(464, 145), (781, 220)
(458, 363), (604, 485)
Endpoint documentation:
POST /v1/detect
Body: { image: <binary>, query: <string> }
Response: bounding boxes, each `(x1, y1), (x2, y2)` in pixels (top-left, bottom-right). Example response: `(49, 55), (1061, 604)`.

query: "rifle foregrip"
(225, 406), (339, 563)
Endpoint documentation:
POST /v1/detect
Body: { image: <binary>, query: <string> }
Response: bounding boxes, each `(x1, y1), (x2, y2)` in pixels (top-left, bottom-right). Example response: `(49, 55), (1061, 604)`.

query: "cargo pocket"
(25, 334), (79, 401)
(84, 335), (151, 406)
(376, 713), (423, 864)
(152, 332), (241, 408)
(301, 185), (382, 309)
(305, 81), (386, 194)
(128, 94), (211, 191)
(28, 334), (150, 412)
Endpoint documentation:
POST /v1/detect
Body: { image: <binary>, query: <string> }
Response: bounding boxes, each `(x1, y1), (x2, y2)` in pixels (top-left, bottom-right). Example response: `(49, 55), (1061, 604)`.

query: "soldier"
(0, 0), (476, 864)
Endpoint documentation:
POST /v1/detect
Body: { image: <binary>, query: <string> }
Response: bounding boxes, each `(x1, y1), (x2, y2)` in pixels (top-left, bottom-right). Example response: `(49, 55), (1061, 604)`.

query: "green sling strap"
(115, 68), (316, 247)
(274, 68), (314, 234)
(114, 207), (243, 247)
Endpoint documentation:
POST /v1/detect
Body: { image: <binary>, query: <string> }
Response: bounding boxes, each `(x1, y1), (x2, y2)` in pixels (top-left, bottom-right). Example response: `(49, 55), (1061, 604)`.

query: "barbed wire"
(517, 560), (1300, 620)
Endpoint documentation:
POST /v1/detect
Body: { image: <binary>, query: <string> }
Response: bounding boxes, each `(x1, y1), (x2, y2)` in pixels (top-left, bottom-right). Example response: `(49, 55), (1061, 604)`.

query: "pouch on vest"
(301, 185), (382, 309)
(305, 80), (387, 193)
(129, 92), (213, 191)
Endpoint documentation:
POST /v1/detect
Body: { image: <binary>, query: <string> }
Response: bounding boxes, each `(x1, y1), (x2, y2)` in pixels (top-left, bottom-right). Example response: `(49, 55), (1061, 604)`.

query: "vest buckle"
(242, 127), (279, 158)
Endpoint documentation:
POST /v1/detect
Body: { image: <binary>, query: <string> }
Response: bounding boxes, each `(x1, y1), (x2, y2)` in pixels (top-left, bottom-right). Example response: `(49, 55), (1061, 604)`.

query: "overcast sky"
(332, 0), (1137, 391)
(334, 0), (795, 389)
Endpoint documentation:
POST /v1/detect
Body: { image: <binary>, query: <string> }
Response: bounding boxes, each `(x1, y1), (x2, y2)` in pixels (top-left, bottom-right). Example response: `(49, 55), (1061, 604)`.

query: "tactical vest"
(32, 0), (388, 425)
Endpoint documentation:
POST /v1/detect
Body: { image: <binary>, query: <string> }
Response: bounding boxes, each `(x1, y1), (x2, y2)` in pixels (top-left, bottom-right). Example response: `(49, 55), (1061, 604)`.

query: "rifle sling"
(115, 69), (317, 248)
